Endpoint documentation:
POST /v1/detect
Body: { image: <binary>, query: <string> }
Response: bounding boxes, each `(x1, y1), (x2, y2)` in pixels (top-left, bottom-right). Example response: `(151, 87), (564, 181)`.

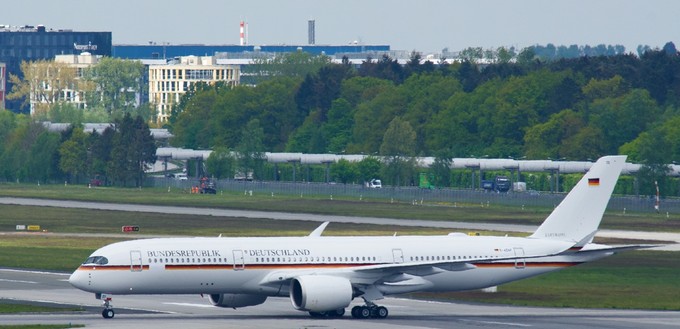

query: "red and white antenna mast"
(239, 21), (248, 45)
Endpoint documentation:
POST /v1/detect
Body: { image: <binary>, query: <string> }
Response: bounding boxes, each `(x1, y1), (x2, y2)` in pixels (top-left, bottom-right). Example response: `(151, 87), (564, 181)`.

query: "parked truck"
(481, 175), (511, 192)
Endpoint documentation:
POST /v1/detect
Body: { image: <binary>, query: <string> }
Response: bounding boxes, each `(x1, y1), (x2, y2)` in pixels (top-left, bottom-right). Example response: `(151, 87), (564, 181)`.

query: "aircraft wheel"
(375, 306), (388, 318)
(331, 308), (345, 317)
(351, 305), (361, 318)
(309, 311), (323, 318)
(102, 308), (115, 319)
(359, 306), (371, 318)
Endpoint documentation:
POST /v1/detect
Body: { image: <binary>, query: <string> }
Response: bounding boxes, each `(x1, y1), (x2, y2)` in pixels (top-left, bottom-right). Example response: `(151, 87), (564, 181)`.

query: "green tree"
(169, 82), (223, 149)
(83, 57), (145, 114)
(497, 47), (516, 63)
(28, 129), (61, 183)
(236, 119), (266, 180)
(330, 159), (357, 184)
(349, 83), (404, 153)
(459, 47), (484, 63)
(582, 75), (629, 102)
(295, 64), (353, 120)
(356, 156), (382, 184)
(131, 115), (157, 185)
(206, 146), (236, 179)
(430, 149), (453, 187)
(524, 109), (585, 159)
(59, 126), (88, 183)
(380, 117), (417, 186)
(89, 127), (114, 183)
(248, 52), (331, 82)
(516, 47), (537, 65)
(7, 60), (78, 116)
(588, 89), (661, 154)
(323, 98), (354, 153)
(107, 113), (156, 186)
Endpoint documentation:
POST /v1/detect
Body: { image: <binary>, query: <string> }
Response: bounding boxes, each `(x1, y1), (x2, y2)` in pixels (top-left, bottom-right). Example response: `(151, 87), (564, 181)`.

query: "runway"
(1, 269), (679, 329)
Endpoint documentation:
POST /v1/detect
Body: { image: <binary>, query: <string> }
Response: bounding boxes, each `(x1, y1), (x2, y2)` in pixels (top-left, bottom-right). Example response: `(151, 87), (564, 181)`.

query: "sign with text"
(122, 226), (140, 233)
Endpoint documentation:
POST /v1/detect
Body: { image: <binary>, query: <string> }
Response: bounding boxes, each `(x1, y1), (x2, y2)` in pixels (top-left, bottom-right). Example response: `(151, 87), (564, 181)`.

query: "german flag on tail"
(588, 178), (600, 186)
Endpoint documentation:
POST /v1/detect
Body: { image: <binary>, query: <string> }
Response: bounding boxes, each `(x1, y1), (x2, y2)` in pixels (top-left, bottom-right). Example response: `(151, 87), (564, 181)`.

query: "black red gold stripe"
(77, 262), (581, 272)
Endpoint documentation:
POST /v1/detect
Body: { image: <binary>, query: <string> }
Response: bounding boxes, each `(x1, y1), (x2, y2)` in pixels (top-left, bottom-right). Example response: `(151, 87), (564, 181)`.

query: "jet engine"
(290, 275), (353, 312)
(208, 293), (267, 308)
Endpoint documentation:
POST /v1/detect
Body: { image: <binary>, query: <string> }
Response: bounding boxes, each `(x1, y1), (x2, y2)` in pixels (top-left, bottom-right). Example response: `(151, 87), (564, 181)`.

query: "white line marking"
(0, 279), (38, 284)
(461, 319), (532, 327)
(164, 302), (215, 308)
(0, 268), (70, 276)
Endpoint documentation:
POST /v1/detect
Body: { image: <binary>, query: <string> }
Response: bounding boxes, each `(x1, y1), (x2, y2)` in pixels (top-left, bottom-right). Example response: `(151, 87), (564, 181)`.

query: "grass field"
(0, 183), (678, 311)
(0, 325), (83, 329)
(0, 323), (85, 329)
(0, 300), (83, 314)
(1, 184), (679, 232)
(421, 250), (680, 310)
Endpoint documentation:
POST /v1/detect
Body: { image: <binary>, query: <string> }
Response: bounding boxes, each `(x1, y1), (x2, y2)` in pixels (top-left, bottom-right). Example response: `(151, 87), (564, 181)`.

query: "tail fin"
(530, 155), (626, 244)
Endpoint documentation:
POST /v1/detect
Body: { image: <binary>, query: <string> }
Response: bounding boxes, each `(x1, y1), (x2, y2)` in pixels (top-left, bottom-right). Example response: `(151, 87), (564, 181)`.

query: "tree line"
(171, 45), (680, 187)
(0, 112), (156, 186)
(171, 46), (680, 156)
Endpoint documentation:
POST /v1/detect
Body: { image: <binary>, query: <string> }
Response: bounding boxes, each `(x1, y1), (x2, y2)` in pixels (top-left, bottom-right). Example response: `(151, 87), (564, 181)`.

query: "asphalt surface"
(1, 196), (680, 328)
(1, 269), (680, 329)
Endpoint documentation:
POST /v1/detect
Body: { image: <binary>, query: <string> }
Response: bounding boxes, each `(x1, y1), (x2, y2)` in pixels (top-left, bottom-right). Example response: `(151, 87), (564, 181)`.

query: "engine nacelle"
(208, 293), (267, 309)
(290, 275), (352, 312)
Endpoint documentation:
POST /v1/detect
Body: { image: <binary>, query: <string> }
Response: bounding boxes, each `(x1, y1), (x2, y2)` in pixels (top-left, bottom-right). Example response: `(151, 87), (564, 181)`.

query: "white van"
(174, 173), (188, 180)
(367, 179), (382, 188)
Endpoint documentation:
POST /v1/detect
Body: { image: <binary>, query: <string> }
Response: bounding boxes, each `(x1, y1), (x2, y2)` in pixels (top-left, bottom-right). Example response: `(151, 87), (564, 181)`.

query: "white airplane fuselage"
(69, 234), (604, 296)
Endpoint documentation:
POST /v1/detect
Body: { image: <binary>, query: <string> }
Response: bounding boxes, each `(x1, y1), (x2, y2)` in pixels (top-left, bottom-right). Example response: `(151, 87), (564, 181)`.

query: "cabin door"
(232, 250), (245, 270)
(513, 247), (526, 269)
(392, 249), (404, 263)
(130, 250), (143, 272)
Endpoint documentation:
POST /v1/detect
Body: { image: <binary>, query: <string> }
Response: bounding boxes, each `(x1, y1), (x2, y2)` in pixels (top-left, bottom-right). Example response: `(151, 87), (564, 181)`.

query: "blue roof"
(112, 44), (390, 59)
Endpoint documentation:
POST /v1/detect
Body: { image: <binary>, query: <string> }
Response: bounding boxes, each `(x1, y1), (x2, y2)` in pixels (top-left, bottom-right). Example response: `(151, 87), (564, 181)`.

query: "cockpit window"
(82, 256), (108, 265)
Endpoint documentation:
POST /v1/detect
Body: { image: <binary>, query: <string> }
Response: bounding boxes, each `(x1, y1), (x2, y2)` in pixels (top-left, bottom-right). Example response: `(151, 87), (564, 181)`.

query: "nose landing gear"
(99, 294), (115, 319)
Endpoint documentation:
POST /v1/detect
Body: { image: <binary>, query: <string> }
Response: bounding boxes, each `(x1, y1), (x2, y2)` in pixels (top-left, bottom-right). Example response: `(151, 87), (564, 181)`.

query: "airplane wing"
(258, 251), (563, 287)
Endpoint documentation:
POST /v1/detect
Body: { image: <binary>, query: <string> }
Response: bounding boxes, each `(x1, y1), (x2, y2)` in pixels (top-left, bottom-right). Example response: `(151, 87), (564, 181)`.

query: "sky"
(3, 0), (680, 54)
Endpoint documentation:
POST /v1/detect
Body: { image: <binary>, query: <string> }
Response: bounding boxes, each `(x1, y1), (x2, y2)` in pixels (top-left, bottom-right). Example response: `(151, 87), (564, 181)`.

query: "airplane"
(70, 155), (638, 319)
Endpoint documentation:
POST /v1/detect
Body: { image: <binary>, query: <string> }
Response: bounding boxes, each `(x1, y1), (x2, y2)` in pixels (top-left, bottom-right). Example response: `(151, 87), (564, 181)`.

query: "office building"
(148, 55), (239, 123)
(0, 25), (111, 112)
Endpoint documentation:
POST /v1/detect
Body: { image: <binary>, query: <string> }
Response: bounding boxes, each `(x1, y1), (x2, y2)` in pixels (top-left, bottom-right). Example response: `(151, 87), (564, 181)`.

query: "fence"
(149, 177), (674, 215)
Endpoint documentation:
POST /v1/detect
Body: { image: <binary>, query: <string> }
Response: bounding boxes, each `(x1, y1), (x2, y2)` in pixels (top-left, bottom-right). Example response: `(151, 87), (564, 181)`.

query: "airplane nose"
(69, 270), (87, 290)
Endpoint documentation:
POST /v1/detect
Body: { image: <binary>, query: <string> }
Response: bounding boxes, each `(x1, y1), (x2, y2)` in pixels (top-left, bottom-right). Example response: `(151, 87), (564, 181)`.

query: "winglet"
(530, 155), (626, 244)
(308, 222), (330, 237)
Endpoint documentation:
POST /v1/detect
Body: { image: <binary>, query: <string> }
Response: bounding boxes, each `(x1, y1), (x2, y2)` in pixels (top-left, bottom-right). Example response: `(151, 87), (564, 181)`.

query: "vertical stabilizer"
(530, 155), (626, 244)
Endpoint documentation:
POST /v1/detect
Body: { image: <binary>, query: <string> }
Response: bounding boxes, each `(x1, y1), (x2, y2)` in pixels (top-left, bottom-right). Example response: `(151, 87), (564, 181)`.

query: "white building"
(53, 52), (99, 109)
(148, 56), (240, 123)
(0, 62), (5, 109)
(27, 52), (99, 115)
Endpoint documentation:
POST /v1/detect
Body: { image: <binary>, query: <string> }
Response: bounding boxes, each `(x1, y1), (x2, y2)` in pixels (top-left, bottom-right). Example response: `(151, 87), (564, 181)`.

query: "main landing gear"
(99, 294), (115, 319)
(350, 302), (389, 319)
(308, 308), (345, 318)
(306, 302), (390, 319)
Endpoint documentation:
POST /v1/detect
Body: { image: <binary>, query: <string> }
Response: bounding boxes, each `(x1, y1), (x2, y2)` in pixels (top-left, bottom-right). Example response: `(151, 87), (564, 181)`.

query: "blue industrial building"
(112, 44), (390, 60)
